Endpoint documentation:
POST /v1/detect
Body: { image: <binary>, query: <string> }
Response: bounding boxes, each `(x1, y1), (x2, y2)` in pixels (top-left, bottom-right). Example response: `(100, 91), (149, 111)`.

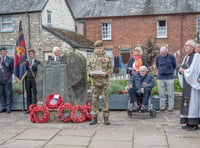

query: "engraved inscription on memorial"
(43, 62), (66, 101)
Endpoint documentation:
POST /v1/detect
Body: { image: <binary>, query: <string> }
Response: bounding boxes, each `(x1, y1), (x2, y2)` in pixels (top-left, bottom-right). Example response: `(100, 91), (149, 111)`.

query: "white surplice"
(178, 53), (200, 119)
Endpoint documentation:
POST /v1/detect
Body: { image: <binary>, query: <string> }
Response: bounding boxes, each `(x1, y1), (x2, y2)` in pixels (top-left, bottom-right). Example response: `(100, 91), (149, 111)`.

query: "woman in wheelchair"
(128, 66), (154, 112)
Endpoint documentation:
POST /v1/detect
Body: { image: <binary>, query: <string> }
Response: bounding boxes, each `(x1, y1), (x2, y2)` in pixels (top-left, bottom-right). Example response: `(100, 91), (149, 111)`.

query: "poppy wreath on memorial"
(30, 106), (50, 123)
(30, 112), (35, 123)
(29, 104), (37, 112)
(71, 105), (86, 123)
(82, 102), (92, 121)
(57, 103), (74, 122)
(45, 93), (63, 109)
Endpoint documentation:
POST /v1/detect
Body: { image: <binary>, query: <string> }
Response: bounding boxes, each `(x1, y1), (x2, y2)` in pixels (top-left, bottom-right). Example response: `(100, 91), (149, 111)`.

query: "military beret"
(94, 40), (103, 47)
(0, 47), (7, 51)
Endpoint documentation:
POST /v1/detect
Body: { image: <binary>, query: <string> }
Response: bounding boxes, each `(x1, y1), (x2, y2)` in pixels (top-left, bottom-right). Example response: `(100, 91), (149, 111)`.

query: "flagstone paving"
(0, 110), (200, 148)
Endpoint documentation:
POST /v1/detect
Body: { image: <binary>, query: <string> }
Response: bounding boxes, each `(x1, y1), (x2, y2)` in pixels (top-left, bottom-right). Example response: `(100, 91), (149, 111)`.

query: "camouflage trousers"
(91, 85), (109, 117)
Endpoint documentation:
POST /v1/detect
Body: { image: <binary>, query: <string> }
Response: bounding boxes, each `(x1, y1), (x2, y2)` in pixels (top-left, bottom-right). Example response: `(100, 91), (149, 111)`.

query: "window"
(47, 10), (52, 25)
(102, 22), (112, 40)
(0, 16), (13, 32)
(197, 18), (200, 33)
(0, 45), (14, 57)
(157, 20), (167, 38)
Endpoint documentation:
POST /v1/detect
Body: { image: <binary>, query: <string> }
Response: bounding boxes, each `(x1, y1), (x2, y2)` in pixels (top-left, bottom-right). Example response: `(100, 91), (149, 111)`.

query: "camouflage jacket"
(87, 51), (113, 86)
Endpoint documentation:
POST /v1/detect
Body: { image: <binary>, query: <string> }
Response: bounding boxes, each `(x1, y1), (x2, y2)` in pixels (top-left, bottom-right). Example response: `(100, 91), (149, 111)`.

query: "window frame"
(196, 17), (200, 33)
(102, 22), (112, 40)
(0, 15), (13, 32)
(157, 20), (167, 38)
(47, 10), (52, 25)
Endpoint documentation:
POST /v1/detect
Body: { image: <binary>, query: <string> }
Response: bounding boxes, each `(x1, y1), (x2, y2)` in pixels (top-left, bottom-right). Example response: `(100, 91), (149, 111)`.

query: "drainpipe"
(26, 12), (31, 49)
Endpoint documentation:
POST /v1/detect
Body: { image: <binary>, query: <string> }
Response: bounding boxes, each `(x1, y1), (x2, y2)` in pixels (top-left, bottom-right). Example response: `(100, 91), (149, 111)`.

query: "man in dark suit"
(0, 47), (14, 113)
(48, 47), (61, 62)
(24, 50), (40, 114)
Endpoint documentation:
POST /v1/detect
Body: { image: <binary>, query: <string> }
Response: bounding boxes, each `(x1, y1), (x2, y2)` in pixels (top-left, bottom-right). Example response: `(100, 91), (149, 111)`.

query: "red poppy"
(120, 91), (123, 94)
(154, 91), (157, 94)
(16, 90), (20, 93)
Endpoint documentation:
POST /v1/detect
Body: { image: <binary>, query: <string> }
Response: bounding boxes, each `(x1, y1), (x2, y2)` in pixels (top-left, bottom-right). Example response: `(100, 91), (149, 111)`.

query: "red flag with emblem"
(14, 21), (28, 83)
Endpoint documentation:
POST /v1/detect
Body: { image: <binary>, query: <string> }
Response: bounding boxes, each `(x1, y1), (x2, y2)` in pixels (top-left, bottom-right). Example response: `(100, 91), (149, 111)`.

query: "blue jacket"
(0, 56), (14, 84)
(129, 72), (154, 91)
(156, 53), (176, 80)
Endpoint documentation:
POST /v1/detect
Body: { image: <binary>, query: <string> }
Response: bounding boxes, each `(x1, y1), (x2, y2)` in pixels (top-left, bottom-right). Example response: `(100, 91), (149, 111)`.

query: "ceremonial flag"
(14, 21), (28, 83)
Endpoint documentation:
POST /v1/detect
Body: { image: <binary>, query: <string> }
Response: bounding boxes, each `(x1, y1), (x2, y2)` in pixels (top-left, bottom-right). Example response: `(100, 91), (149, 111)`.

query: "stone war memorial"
(36, 50), (88, 106)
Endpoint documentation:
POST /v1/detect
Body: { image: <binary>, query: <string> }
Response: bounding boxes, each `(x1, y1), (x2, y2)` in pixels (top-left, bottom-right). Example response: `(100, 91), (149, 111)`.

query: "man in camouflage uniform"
(87, 40), (113, 125)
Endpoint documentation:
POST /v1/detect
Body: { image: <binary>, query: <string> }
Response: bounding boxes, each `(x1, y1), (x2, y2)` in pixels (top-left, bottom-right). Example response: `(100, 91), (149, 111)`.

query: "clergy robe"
(178, 53), (200, 125)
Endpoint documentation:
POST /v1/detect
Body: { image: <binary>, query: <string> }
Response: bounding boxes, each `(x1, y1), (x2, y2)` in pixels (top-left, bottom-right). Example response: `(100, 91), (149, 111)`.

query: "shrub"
(109, 80), (128, 95)
(174, 78), (182, 92)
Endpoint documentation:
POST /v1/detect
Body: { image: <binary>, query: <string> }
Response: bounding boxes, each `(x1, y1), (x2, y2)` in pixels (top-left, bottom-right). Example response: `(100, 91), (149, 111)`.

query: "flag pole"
(22, 79), (25, 111)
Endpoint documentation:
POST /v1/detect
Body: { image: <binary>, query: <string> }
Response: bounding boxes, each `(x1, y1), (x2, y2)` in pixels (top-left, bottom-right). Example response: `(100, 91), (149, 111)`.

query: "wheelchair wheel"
(150, 111), (157, 118)
(127, 111), (132, 118)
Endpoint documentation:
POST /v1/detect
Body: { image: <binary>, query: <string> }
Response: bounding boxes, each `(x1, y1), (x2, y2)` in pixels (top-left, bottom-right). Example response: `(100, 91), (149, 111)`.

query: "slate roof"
(42, 26), (94, 49)
(0, 0), (48, 14)
(67, 0), (200, 19)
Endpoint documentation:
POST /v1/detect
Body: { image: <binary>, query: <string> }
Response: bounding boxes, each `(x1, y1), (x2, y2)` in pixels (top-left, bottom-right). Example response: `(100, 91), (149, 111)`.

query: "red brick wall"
(84, 13), (200, 65)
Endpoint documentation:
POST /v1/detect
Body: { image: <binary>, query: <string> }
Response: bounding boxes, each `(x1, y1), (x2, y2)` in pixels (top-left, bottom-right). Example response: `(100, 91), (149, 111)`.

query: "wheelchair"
(127, 93), (157, 118)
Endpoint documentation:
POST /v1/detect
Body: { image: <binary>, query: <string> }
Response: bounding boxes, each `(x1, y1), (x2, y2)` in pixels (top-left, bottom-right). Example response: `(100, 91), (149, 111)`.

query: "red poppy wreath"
(71, 105), (86, 123)
(82, 102), (92, 121)
(30, 106), (50, 123)
(57, 103), (74, 122)
(29, 104), (37, 112)
(45, 93), (63, 109)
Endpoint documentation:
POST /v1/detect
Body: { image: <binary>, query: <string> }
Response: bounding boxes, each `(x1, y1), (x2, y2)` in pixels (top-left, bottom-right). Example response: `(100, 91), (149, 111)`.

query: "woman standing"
(127, 46), (148, 76)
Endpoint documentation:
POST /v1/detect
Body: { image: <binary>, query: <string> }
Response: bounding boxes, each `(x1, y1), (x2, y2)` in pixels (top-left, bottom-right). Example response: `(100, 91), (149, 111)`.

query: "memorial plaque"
(43, 62), (66, 102)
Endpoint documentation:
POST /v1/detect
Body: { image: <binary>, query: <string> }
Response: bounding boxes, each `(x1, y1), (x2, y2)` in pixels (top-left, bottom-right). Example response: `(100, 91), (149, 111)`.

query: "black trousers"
(0, 82), (12, 111)
(128, 87), (151, 105)
(25, 78), (37, 109)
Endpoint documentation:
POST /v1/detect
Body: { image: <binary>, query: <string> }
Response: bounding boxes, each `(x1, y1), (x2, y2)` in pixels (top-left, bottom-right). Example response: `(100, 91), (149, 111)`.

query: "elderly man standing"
(49, 47), (61, 62)
(179, 39), (200, 131)
(0, 47), (14, 113)
(87, 40), (113, 125)
(128, 66), (154, 111)
(156, 46), (176, 112)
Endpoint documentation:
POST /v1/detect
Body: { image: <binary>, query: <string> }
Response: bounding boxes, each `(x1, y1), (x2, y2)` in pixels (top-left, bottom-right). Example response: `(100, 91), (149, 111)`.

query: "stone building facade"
(0, 0), (93, 61)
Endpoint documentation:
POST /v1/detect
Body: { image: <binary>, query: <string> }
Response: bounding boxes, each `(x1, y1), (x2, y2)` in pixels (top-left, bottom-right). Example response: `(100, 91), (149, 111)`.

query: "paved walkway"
(0, 110), (200, 148)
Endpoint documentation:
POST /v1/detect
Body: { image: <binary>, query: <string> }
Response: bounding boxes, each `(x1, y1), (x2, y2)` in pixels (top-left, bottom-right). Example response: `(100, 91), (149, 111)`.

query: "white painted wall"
(42, 0), (75, 31)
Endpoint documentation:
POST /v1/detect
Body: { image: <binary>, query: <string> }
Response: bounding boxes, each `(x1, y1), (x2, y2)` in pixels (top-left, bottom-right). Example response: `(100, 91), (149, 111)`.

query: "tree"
(141, 37), (159, 66)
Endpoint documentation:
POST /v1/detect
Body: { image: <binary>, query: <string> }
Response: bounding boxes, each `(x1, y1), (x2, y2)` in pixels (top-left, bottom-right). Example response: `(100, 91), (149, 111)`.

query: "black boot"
(104, 117), (110, 125)
(182, 124), (190, 129)
(89, 117), (97, 125)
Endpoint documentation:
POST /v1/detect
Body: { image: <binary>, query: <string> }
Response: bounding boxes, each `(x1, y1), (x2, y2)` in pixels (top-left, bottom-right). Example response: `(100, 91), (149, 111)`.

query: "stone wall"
(0, 13), (73, 61)
(42, 0), (75, 31)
